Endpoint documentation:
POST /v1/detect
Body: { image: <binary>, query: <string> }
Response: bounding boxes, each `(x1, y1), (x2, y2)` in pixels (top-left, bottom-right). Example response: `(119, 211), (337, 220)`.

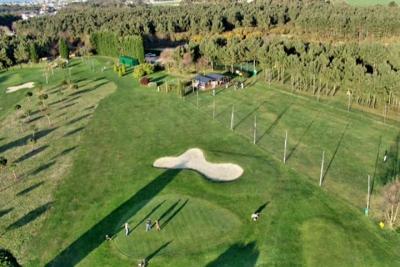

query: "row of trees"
(187, 35), (400, 110)
(14, 1), (400, 41)
(90, 32), (144, 62)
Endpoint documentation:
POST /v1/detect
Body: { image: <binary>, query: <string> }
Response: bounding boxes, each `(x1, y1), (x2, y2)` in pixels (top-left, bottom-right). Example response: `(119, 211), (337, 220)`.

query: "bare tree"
(382, 179), (400, 229)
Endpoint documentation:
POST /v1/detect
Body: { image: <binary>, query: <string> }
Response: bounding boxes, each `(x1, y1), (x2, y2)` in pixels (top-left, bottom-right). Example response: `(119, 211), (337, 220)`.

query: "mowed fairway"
(1, 57), (400, 267)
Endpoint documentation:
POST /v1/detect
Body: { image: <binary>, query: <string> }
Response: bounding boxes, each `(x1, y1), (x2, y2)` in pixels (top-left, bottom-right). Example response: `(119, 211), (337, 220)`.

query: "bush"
(139, 77), (150, 86)
(133, 63), (154, 79)
(0, 248), (20, 267)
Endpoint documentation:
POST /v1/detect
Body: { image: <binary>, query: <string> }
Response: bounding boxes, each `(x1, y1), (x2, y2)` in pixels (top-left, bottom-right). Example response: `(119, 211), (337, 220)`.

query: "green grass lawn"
(1, 57), (400, 266)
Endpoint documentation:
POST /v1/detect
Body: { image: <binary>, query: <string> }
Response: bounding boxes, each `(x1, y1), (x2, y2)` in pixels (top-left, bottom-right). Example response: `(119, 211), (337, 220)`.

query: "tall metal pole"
(196, 89), (199, 109)
(319, 151), (325, 187)
(230, 105), (234, 130)
(213, 98), (216, 120)
(284, 130), (288, 164)
(253, 115), (257, 144)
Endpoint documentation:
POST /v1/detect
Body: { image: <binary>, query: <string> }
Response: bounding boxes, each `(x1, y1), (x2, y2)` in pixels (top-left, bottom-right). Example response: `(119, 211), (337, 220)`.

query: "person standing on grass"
(155, 220), (161, 231)
(146, 219), (152, 232)
(124, 222), (129, 236)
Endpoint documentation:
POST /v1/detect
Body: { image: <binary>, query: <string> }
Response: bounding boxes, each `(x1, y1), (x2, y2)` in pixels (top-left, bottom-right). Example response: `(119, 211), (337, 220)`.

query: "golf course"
(0, 56), (399, 267)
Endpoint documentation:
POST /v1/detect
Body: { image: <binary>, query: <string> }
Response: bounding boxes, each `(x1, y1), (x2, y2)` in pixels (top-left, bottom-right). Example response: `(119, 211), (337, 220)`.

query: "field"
(339, 0), (400, 6)
(0, 57), (400, 267)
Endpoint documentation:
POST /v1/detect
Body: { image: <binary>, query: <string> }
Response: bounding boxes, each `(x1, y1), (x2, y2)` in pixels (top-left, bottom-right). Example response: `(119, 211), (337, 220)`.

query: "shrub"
(133, 63), (154, 79)
(139, 77), (150, 86)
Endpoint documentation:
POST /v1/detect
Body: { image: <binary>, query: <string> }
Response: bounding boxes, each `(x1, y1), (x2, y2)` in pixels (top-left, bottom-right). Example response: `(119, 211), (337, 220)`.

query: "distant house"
(119, 56), (139, 67)
(192, 74), (230, 90)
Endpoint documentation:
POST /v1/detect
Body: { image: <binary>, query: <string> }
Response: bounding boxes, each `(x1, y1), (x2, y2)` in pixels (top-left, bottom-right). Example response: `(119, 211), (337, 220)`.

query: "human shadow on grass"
(0, 128), (57, 154)
(205, 241), (259, 267)
(145, 241), (173, 263)
(157, 200), (181, 225)
(321, 123), (349, 184)
(256, 102), (294, 143)
(0, 208), (13, 219)
(14, 145), (49, 163)
(45, 170), (181, 267)
(30, 161), (56, 176)
(162, 199), (188, 228)
(254, 202), (269, 215)
(16, 181), (45, 196)
(132, 200), (166, 231)
(63, 127), (85, 137)
(6, 202), (52, 231)
(234, 101), (267, 130)
(286, 119), (316, 161)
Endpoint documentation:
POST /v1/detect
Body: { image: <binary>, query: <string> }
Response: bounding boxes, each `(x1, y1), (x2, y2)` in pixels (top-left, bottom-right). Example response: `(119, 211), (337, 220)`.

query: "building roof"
(194, 75), (213, 84)
(194, 74), (226, 83)
(206, 73), (225, 80)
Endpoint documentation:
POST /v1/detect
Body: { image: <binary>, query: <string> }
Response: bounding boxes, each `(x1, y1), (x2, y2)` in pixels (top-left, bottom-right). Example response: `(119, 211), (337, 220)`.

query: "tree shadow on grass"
(322, 123), (349, 184)
(371, 136), (382, 193)
(256, 102), (294, 143)
(59, 102), (77, 110)
(6, 202), (52, 231)
(68, 81), (108, 97)
(25, 115), (44, 124)
(0, 208), (13, 219)
(162, 199), (188, 228)
(30, 161), (56, 176)
(63, 127), (85, 137)
(16, 181), (45, 196)
(151, 75), (167, 86)
(145, 241), (173, 263)
(50, 146), (78, 160)
(14, 145), (49, 163)
(66, 114), (92, 126)
(45, 170), (181, 267)
(205, 241), (259, 267)
(0, 128), (57, 154)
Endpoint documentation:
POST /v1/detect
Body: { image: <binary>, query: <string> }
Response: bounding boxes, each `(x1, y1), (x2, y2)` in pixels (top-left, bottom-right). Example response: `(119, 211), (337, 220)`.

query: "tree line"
(91, 32), (144, 62)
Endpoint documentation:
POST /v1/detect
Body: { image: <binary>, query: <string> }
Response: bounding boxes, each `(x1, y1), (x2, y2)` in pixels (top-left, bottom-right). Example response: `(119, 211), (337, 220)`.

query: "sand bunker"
(153, 148), (243, 181)
(6, 82), (35, 93)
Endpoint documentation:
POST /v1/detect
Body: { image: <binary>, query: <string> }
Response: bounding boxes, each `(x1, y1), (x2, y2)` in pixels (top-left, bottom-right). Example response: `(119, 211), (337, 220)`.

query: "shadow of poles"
(256, 101), (294, 144)
(45, 169), (181, 267)
(371, 136), (382, 194)
(321, 123), (349, 184)
(233, 101), (267, 130)
(285, 119), (316, 161)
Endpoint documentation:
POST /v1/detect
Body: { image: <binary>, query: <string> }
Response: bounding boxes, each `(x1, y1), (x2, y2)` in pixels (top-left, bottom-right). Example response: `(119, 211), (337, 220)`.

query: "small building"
(192, 74), (230, 90)
(119, 56), (139, 67)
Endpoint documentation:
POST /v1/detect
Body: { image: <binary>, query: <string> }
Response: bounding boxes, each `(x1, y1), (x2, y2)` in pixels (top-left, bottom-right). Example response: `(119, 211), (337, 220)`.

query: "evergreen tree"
(59, 38), (69, 60)
(29, 43), (38, 63)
